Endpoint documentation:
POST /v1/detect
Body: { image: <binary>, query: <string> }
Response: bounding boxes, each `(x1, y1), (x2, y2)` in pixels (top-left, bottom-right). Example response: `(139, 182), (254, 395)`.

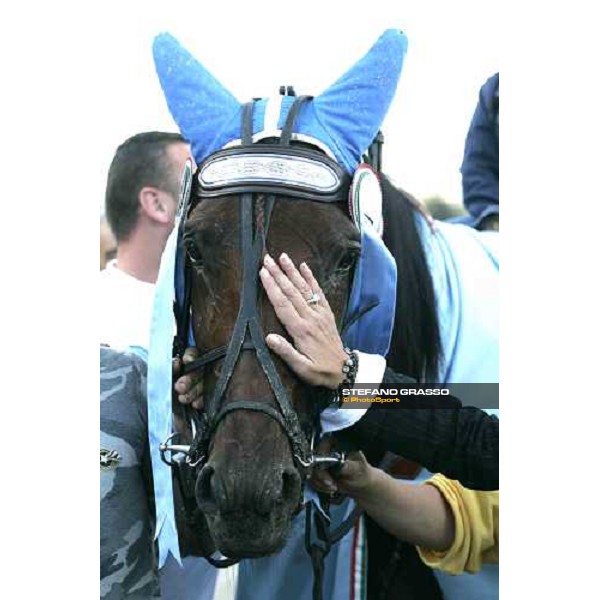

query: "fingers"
(299, 262), (330, 310)
(175, 347), (204, 409)
(277, 253), (315, 303)
(188, 379), (205, 410)
(172, 356), (182, 378)
(263, 254), (313, 317)
(265, 333), (318, 383)
(175, 374), (204, 409)
(182, 347), (200, 363)
(259, 267), (303, 333)
(338, 452), (368, 481)
(174, 347), (200, 393)
(310, 468), (338, 494)
(175, 372), (203, 407)
(309, 437), (338, 494)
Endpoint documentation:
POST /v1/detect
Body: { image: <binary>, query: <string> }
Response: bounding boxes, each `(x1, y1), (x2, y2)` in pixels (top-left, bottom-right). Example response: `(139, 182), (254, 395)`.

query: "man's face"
(100, 220), (117, 269)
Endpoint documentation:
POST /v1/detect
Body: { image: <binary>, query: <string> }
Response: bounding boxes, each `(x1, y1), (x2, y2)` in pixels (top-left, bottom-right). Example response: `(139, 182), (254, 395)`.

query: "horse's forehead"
(186, 198), (237, 233)
(272, 201), (355, 241)
(186, 197), (354, 241)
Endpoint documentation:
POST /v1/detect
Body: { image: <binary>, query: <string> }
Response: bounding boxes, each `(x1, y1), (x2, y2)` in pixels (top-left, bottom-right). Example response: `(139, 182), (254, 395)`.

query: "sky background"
(85, 1), (499, 213)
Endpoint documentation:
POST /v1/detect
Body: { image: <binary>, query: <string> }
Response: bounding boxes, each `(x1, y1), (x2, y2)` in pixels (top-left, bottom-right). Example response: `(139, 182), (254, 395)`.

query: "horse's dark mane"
(380, 175), (442, 382)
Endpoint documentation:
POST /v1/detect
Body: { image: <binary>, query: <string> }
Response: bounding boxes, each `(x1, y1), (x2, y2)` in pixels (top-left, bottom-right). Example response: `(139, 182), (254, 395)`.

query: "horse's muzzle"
(195, 462), (301, 514)
(194, 460), (302, 557)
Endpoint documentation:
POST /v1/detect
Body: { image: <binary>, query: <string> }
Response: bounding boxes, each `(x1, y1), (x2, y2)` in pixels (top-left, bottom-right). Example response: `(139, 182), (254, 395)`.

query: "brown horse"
(182, 191), (360, 558)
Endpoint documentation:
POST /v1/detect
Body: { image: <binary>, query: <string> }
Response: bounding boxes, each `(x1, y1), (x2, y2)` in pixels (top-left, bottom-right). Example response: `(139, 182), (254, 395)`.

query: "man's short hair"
(105, 131), (185, 242)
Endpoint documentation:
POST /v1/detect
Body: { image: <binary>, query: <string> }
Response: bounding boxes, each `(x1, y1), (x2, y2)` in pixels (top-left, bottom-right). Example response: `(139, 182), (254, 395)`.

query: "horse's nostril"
(281, 468), (302, 504)
(195, 464), (216, 508)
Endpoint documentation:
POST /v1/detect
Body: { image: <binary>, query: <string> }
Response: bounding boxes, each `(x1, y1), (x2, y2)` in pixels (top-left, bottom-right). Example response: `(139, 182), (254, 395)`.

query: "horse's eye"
(337, 249), (359, 272)
(187, 242), (203, 268)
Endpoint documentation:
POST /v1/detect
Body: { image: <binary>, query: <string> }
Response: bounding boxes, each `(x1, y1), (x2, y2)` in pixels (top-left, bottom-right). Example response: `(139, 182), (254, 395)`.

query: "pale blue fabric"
(420, 220), (499, 384)
(159, 556), (217, 600)
(237, 500), (360, 600)
(153, 29), (407, 173)
(147, 221), (184, 568)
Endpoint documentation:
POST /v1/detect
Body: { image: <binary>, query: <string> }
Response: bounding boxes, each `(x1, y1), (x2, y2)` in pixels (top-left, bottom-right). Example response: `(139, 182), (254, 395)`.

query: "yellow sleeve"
(416, 474), (499, 575)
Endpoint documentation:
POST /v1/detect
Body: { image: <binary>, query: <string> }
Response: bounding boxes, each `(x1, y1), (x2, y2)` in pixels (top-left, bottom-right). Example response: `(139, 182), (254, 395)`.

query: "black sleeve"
(335, 367), (499, 491)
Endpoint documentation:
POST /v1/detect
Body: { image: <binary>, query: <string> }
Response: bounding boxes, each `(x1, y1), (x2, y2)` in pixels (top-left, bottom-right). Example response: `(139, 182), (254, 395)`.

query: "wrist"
(326, 347), (359, 390)
(341, 347), (359, 386)
(351, 465), (388, 505)
(328, 348), (347, 389)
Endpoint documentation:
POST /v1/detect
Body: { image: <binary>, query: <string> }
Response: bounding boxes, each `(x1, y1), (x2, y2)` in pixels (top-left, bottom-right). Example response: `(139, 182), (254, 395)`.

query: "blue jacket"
(458, 73), (499, 228)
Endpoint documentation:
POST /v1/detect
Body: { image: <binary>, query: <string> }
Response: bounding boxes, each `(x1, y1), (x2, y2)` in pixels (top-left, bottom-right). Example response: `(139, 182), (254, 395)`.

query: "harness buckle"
(294, 451), (347, 475)
(159, 432), (192, 467)
(311, 451), (346, 472)
(186, 452), (206, 468)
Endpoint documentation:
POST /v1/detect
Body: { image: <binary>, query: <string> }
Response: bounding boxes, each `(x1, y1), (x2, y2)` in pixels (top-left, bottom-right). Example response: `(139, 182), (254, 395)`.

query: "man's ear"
(139, 187), (172, 225)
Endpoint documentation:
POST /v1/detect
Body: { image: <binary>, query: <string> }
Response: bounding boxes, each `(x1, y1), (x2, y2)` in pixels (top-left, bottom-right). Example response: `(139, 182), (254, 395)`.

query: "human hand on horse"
(172, 347), (204, 410)
(259, 253), (348, 389)
(172, 251), (349, 405)
(309, 436), (375, 501)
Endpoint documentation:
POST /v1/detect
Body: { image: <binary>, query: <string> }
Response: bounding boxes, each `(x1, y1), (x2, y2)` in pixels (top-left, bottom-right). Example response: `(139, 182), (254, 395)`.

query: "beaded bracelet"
(341, 347), (359, 386)
(330, 348), (359, 407)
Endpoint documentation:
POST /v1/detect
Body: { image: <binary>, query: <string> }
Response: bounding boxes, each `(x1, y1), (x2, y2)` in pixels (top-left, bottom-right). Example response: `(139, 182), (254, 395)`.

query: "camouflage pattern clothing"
(101, 347), (161, 599)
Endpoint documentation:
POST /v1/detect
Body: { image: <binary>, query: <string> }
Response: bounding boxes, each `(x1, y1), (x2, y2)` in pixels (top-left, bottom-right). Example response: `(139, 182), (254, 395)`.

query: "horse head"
(154, 29), (407, 558)
(184, 186), (359, 557)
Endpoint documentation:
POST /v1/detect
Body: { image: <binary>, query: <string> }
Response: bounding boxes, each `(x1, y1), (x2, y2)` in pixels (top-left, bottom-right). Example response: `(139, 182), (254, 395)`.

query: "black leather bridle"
(160, 94), (364, 595)
(163, 95), (351, 473)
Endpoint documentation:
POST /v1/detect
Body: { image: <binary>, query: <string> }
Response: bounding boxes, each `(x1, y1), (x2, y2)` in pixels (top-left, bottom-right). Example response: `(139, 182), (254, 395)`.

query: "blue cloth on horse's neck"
(419, 216), (499, 383)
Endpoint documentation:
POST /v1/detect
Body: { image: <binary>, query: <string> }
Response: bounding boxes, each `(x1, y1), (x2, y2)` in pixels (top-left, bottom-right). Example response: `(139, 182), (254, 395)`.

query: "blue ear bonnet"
(156, 29), (406, 356)
(153, 30), (407, 174)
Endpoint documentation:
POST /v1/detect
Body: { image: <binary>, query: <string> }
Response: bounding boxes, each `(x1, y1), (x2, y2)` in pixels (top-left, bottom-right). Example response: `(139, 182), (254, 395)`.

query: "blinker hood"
(195, 145), (351, 203)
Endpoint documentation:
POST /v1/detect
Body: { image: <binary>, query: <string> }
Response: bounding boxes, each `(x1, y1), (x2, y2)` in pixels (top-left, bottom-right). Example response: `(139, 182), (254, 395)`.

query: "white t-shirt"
(99, 260), (156, 351)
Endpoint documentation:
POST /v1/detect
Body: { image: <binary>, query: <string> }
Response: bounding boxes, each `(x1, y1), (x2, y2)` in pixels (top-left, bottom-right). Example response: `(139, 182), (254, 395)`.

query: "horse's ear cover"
(148, 29), (406, 566)
(153, 29), (407, 173)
